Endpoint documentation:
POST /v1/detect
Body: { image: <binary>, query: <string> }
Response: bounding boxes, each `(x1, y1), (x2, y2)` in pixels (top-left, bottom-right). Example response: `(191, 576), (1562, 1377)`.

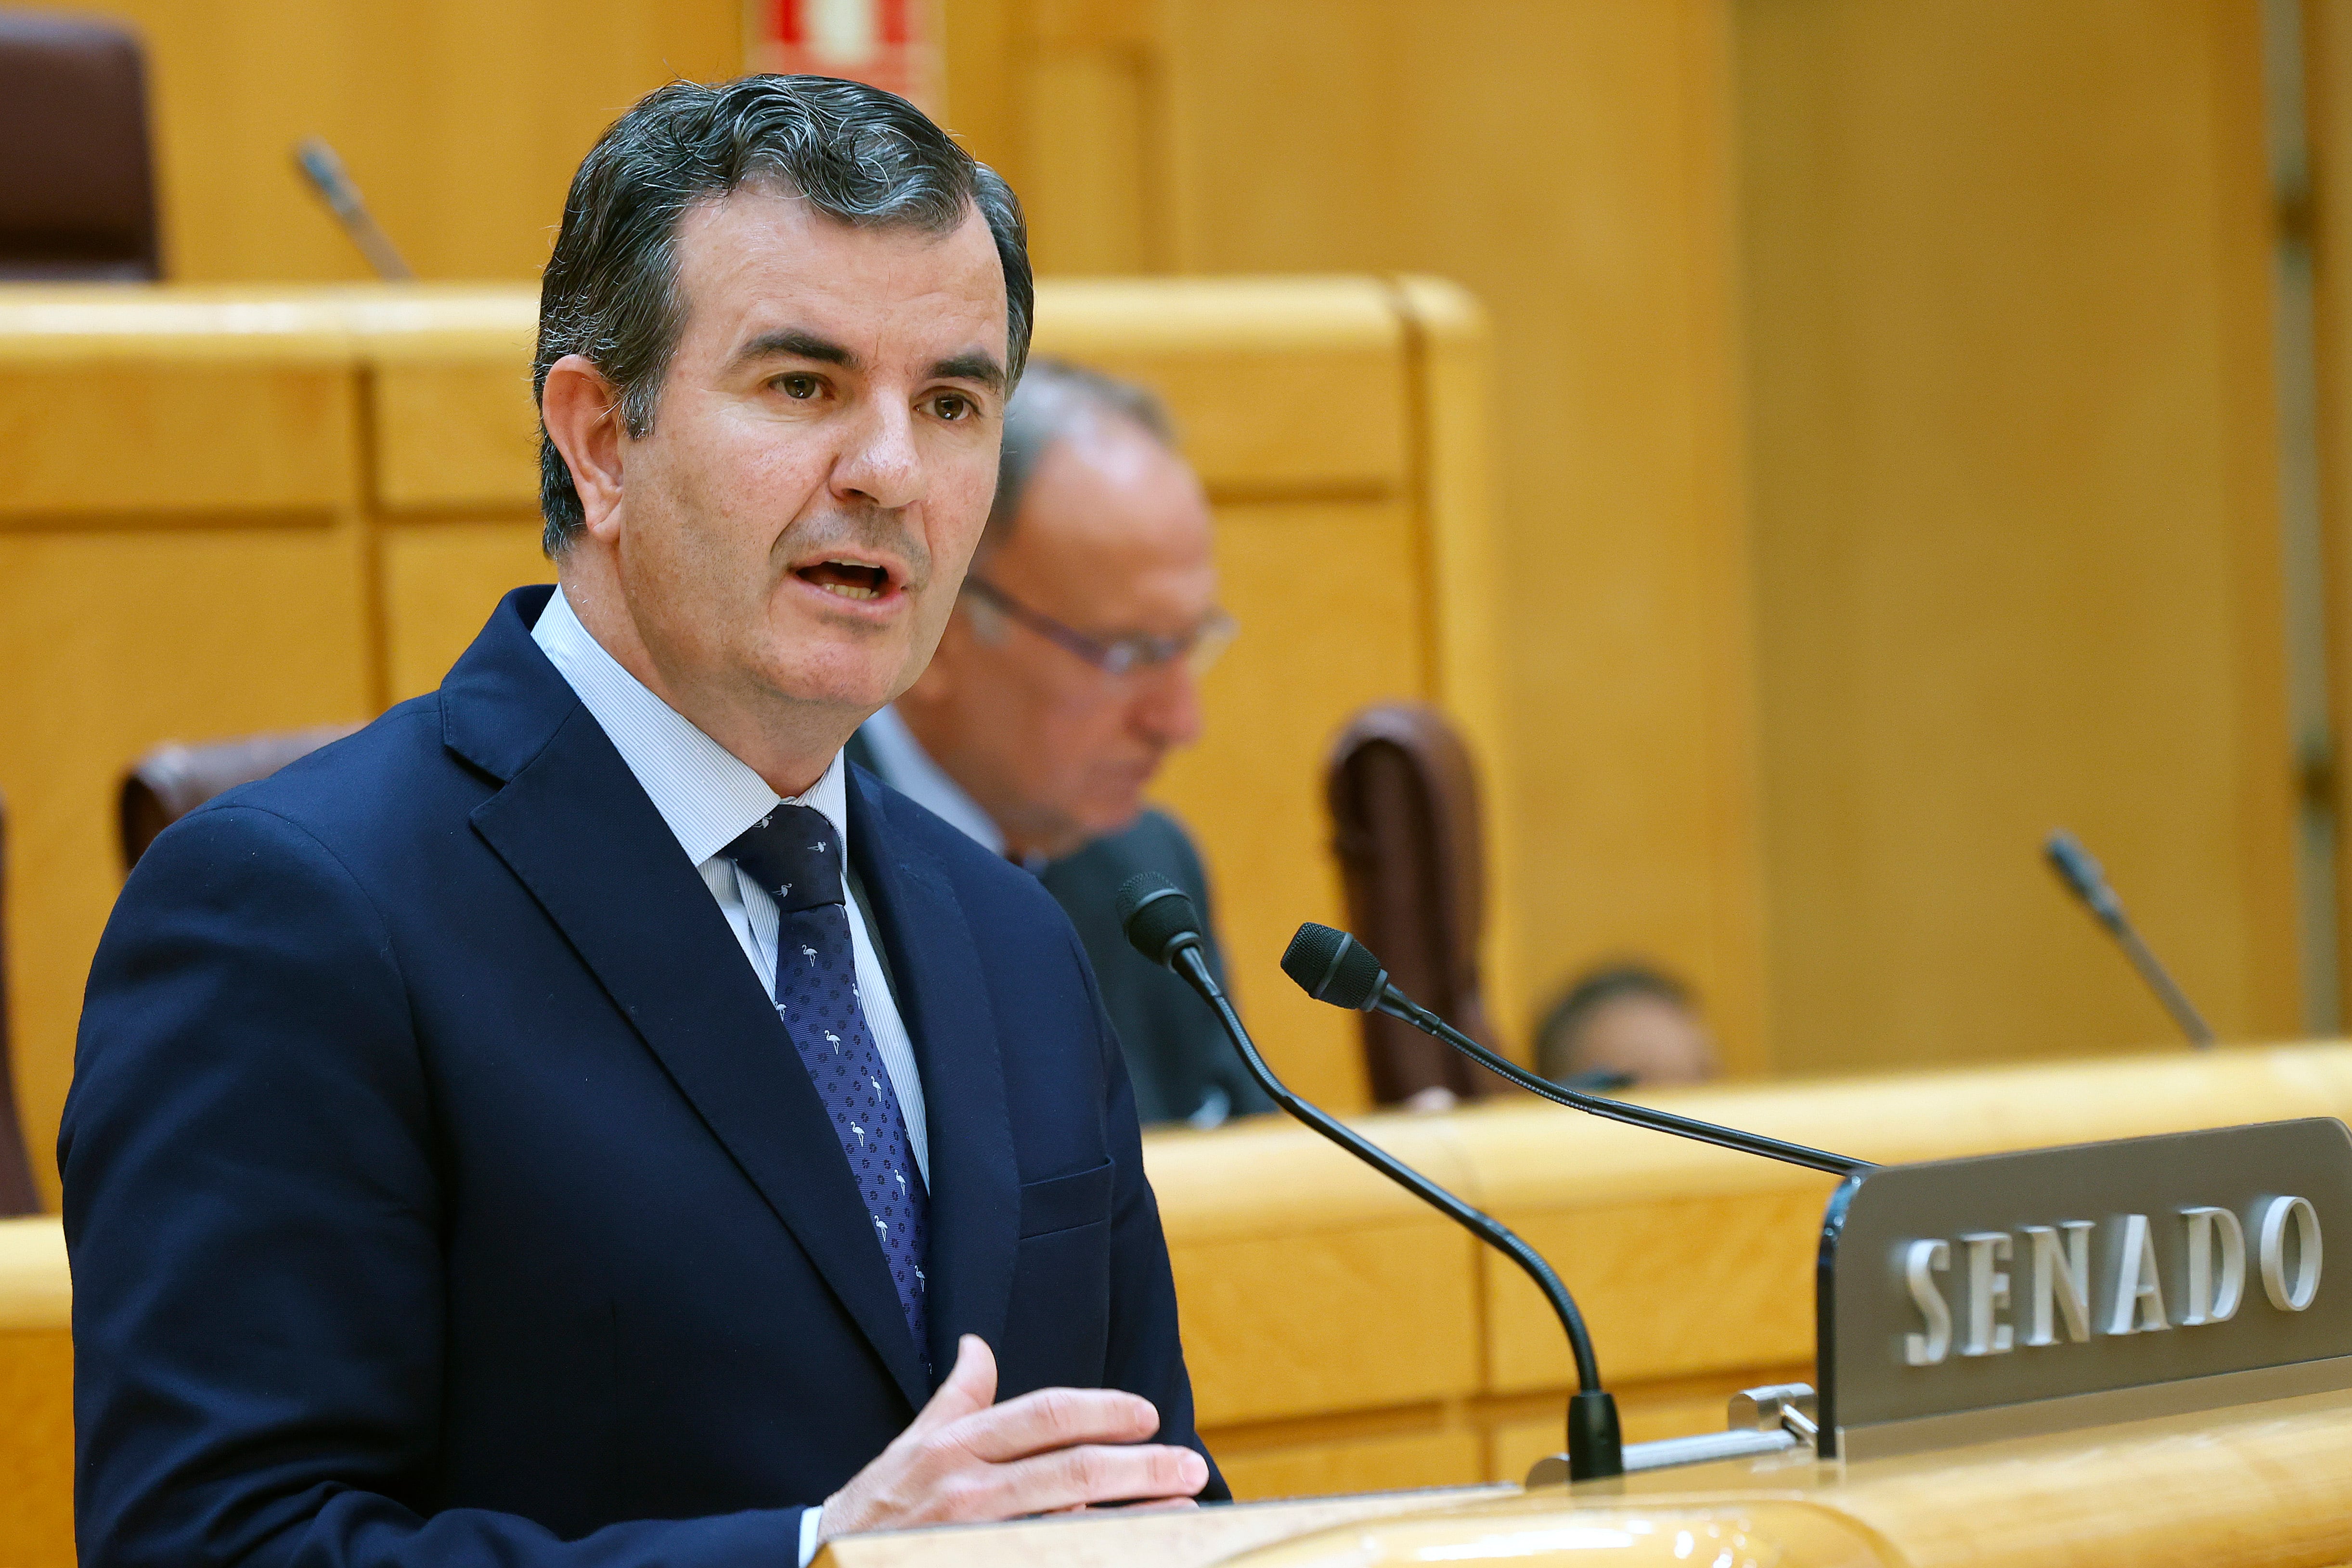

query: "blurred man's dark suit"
(846, 724), (1272, 1128)
(61, 585), (1219, 1568)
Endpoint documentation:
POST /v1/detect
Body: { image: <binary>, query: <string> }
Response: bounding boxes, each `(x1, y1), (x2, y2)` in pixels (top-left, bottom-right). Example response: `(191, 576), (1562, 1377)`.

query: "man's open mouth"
(795, 559), (894, 602)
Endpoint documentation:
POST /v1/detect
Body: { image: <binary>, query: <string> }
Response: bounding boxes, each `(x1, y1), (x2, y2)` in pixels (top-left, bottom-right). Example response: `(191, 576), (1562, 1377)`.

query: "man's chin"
(753, 642), (910, 718)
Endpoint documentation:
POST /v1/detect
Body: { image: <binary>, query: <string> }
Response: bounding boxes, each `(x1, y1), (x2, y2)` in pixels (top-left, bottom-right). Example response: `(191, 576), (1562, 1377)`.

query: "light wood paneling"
(1147, 1114), (1479, 1429)
(95, 1), (739, 284)
(1484, 1187), (1828, 1397)
(1472, 1042), (2352, 1401)
(0, 277), (1489, 1201)
(381, 521), (552, 701)
(1027, 278), (1410, 497)
(0, 1329), (72, 1568)
(374, 364), (541, 513)
(2304, 0), (2352, 1023)
(1168, 1225), (1478, 1428)
(949, 2), (1771, 1071)
(1215, 1431), (1481, 1506)
(1150, 498), (1426, 1108)
(0, 363), (356, 518)
(0, 529), (375, 1210)
(18, 1045), (2352, 1540)
(1736, 0), (2300, 1069)
(953, 1), (2311, 1086)
(813, 1487), (1518, 1568)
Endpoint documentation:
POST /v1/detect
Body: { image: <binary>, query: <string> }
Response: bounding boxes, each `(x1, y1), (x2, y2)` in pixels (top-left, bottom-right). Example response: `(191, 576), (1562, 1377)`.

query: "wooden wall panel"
(0, 276), (1486, 1194)
(2304, 0), (2352, 1024)
(1214, 1430), (1482, 1505)
(952, 0), (2308, 1086)
(95, 0), (739, 284)
(1168, 1225), (1478, 1428)
(1150, 500), (1427, 1108)
(380, 521), (551, 701)
(0, 364), (356, 517)
(374, 364), (541, 513)
(0, 528), (375, 1210)
(948, 2), (1771, 1072)
(0, 1329), (72, 1567)
(1736, 0), (2300, 1070)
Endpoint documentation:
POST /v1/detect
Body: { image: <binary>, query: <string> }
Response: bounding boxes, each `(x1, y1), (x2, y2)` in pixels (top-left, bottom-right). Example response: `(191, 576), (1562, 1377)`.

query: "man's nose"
(830, 401), (923, 511)
(1128, 661), (1205, 750)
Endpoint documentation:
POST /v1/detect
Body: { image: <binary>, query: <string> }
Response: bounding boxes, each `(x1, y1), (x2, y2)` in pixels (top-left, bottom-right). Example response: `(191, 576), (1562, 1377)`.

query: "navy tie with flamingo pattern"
(724, 804), (929, 1362)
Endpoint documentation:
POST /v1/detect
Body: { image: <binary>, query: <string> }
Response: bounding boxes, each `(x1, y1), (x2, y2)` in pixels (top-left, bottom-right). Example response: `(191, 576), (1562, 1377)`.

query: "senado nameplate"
(1816, 1118), (2352, 1459)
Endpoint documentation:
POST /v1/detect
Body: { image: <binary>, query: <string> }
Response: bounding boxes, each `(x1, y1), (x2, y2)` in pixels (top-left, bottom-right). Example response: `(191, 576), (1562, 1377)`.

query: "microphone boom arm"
(1173, 946), (1606, 1396)
(1374, 989), (1870, 1178)
(1118, 876), (1624, 1480)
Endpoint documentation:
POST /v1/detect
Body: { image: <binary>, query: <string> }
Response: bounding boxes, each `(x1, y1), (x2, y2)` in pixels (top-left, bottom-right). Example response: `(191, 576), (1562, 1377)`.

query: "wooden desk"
(0, 277), (1508, 1217)
(0, 1215), (71, 1567)
(1157, 1041), (2352, 1496)
(815, 1388), (2352, 1567)
(10, 1044), (2352, 1565)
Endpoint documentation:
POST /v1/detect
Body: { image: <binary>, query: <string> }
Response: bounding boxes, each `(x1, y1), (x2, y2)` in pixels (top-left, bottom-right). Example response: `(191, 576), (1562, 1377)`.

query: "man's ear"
(541, 354), (628, 537)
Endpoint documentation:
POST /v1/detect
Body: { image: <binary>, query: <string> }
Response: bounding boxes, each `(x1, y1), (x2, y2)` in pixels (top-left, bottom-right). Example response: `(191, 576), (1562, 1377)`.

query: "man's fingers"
(904, 1335), (998, 1439)
(948, 1385), (1162, 1464)
(964, 1441), (1210, 1519)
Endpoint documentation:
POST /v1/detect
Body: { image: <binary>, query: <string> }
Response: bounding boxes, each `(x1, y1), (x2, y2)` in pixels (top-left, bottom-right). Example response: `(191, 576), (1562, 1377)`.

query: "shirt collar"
(854, 705), (1008, 857)
(530, 586), (846, 866)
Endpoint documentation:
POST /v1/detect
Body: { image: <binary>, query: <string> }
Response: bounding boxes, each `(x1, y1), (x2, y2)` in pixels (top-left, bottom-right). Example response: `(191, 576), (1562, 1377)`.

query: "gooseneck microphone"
(292, 138), (415, 282)
(2043, 829), (2214, 1047)
(1116, 874), (1625, 1481)
(1282, 924), (1869, 1179)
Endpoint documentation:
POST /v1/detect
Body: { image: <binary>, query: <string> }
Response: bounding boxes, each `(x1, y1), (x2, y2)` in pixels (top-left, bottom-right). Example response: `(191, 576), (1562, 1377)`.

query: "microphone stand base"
(1566, 1389), (1625, 1480)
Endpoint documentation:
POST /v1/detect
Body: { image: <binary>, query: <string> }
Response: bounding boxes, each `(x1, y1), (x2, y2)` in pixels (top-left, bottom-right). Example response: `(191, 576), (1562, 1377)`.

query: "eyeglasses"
(960, 576), (1239, 679)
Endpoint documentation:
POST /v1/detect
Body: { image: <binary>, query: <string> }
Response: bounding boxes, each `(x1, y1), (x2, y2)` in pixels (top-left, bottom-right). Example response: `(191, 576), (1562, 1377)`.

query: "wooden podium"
(814, 1386), (2352, 1568)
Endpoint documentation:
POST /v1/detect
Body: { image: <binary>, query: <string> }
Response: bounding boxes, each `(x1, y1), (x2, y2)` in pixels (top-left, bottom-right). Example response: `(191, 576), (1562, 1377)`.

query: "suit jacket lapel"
(449, 598), (930, 1409)
(848, 768), (1020, 1379)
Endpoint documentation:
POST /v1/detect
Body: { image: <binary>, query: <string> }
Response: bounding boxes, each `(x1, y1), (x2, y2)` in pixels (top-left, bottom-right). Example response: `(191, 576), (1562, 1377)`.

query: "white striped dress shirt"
(530, 587), (929, 1186)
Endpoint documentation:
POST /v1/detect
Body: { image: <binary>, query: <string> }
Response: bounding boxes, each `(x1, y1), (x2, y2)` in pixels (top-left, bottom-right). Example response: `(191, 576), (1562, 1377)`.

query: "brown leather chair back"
(0, 790), (41, 1214)
(0, 10), (160, 281)
(1324, 702), (1499, 1105)
(121, 725), (360, 873)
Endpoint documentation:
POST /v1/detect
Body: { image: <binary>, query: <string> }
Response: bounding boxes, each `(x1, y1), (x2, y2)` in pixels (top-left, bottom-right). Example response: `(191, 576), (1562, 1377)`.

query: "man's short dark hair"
(1534, 964), (1693, 1084)
(976, 358), (1176, 565)
(533, 75), (1033, 554)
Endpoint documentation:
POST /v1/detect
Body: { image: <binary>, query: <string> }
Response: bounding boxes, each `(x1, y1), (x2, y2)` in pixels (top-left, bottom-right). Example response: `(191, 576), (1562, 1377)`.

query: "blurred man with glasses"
(853, 360), (1272, 1127)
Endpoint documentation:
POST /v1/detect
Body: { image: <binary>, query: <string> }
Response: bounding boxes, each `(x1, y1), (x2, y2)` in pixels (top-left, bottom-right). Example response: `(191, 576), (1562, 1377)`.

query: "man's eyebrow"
(930, 350), (1006, 393)
(731, 328), (859, 371)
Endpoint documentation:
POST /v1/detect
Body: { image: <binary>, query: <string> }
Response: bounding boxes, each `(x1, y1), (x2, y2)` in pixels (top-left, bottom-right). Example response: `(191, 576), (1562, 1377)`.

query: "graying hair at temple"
(976, 358), (1178, 565)
(530, 73), (1034, 555)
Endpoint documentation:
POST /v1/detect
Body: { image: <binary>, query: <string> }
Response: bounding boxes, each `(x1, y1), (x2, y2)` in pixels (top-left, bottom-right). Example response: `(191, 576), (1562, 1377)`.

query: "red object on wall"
(751, 0), (932, 111)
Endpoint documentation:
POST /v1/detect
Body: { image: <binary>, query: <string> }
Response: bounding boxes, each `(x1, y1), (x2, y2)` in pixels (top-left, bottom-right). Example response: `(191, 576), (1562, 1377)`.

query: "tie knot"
(724, 803), (844, 912)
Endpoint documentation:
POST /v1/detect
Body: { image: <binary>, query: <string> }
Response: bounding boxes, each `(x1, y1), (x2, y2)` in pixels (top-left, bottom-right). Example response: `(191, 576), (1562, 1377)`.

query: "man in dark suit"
(852, 360), (1273, 1128)
(62, 77), (1217, 1568)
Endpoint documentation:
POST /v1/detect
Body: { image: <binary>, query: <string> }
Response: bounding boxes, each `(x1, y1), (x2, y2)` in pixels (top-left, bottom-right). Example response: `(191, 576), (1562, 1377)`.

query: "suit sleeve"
(1061, 921), (1233, 1504)
(60, 805), (809, 1568)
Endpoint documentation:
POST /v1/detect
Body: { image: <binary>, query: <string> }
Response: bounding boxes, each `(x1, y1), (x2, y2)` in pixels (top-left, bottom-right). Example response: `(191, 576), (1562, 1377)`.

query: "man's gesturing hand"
(816, 1335), (1210, 1541)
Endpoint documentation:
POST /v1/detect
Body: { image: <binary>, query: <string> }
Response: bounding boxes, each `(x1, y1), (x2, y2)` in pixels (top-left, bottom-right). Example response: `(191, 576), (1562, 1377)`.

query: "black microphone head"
(2044, 828), (2125, 928)
(1117, 872), (1204, 969)
(1281, 923), (1390, 1012)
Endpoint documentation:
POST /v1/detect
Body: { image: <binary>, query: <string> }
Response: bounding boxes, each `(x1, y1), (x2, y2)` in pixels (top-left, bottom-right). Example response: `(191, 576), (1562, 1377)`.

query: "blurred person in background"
(1536, 964), (1719, 1088)
(853, 359), (1272, 1129)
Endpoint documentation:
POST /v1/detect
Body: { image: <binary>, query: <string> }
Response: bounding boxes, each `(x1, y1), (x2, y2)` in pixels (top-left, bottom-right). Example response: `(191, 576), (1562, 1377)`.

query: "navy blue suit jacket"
(61, 586), (1220, 1567)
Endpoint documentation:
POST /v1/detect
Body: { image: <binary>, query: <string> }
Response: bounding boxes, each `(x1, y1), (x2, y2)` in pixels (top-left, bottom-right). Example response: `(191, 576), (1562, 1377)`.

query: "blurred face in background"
(896, 410), (1218, 861)
(1563, 992), (1718, 1086)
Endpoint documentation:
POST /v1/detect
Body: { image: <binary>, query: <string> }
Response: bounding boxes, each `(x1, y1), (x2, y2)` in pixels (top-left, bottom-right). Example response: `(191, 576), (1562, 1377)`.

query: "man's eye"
(932, 394), (972, 422)
(776, 374), (821, 399)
